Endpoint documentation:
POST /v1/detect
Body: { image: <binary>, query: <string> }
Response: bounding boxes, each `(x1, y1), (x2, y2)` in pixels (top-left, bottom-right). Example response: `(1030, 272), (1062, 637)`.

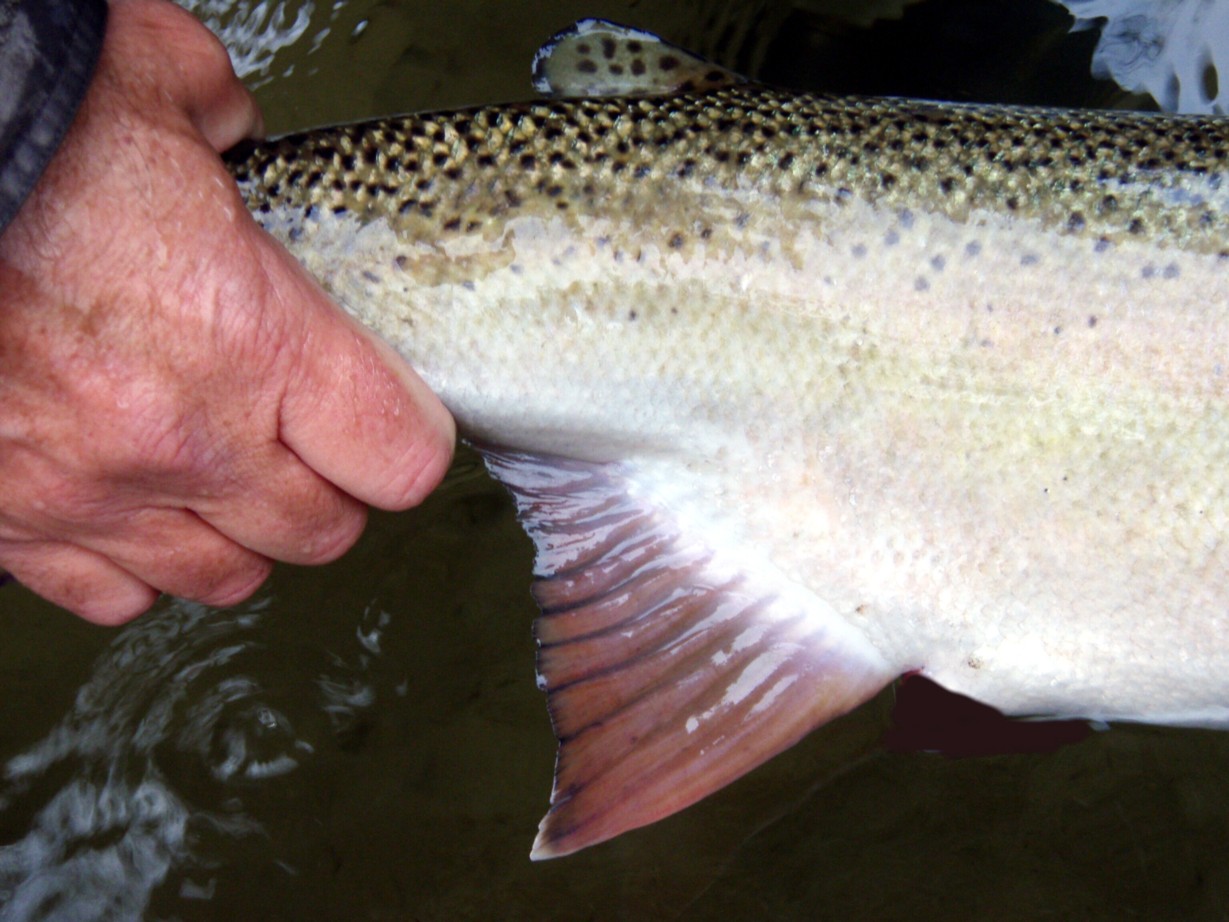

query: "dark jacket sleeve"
(0, 0), (108, 233)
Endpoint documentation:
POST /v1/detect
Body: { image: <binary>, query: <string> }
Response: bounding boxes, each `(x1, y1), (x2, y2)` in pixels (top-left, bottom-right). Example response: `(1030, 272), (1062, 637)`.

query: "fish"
(226, 18), (1229, 859)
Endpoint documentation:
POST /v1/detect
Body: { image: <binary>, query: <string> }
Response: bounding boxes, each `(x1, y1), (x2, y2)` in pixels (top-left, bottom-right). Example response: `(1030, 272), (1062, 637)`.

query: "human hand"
(0, 0), (455, 624)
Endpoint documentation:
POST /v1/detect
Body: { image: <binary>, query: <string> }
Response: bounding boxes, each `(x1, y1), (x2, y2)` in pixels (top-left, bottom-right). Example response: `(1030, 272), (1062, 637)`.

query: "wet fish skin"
(228, 78), (1229, 855)
(232, 85), (1229, 252)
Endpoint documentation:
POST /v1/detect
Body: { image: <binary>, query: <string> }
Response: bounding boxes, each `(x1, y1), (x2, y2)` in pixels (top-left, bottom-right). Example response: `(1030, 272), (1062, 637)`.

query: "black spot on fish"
(1163, 263), (1181, 279)
(1088, 315), (1098, 328)
(578, 59), (598, 74)
(851, 243), (867, 259)
(1141, 265), (1155, 279)
(930, 254), (946, 271)
(914, 276), (929, 292)
(659, 55), (680, 71)
(965, 240), (981, 258)
(1020, 254), (1039, 267)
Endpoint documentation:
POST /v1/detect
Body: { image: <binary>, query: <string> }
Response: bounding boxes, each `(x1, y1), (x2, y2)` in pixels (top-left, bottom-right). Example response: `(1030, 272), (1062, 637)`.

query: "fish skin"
(227, 82), (1229, 824)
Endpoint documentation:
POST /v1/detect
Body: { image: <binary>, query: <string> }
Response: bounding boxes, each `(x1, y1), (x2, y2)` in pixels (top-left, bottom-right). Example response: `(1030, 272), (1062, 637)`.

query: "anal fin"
(478, 447), (895, 859)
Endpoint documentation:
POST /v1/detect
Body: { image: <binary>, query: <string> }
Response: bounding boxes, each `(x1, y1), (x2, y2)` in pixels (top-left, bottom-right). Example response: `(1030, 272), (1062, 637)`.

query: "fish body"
(228, 21), (1229, 857)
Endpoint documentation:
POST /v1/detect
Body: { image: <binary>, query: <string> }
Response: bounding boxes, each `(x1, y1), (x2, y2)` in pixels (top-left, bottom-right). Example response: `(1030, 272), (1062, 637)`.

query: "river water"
(2, 1), (1229, 919)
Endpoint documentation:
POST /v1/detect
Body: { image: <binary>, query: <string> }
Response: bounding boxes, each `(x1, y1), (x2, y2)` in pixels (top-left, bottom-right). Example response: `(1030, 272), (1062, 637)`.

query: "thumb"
(107, 0), (264, 151)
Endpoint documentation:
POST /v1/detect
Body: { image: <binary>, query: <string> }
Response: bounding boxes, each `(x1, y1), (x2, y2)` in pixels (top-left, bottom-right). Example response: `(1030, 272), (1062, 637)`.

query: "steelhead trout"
(226, 20), (1229, 858)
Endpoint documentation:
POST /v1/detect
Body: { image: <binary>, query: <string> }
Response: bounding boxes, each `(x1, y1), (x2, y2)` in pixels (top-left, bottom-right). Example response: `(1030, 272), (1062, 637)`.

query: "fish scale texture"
(232, 85), (1229, 253)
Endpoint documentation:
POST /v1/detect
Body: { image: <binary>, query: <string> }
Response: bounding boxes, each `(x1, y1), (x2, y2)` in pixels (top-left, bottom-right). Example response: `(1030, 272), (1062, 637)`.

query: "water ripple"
(0, 590), (383, 922)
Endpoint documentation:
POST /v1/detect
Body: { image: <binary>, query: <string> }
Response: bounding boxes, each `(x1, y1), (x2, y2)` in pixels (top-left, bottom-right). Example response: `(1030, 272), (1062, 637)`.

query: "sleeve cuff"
(0, 0), (109, 233)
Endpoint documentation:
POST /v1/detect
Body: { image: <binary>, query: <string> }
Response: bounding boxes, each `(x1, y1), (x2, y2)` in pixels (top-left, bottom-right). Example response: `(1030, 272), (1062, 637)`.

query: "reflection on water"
(0, 586), (402, 919)
(0, 604), (267, 920)
(5, 1), (1229, 919)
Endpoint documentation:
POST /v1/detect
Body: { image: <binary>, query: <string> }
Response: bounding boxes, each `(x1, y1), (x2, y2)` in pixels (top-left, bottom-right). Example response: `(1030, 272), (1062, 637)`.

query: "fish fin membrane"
(531, 18), (746, 99)
(1055, 0), (1229, 113)
(477, 446), (895, 860)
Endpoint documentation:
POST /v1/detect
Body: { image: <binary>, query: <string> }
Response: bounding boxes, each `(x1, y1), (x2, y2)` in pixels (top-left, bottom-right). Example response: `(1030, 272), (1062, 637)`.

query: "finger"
(195, 79), (264, 152)
(273, 259), (456, 511)
(0, 540), (157, 625)
(89, 507), (274, 607)
(192, 443), (371, 565)
(161, 7), (265, 150)
(188, 57), (264, 151)
(110, 0), (264, 149)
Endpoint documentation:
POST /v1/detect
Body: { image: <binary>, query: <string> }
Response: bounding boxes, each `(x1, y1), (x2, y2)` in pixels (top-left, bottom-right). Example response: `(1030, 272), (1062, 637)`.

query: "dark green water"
(3, 1), (1229, 919)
